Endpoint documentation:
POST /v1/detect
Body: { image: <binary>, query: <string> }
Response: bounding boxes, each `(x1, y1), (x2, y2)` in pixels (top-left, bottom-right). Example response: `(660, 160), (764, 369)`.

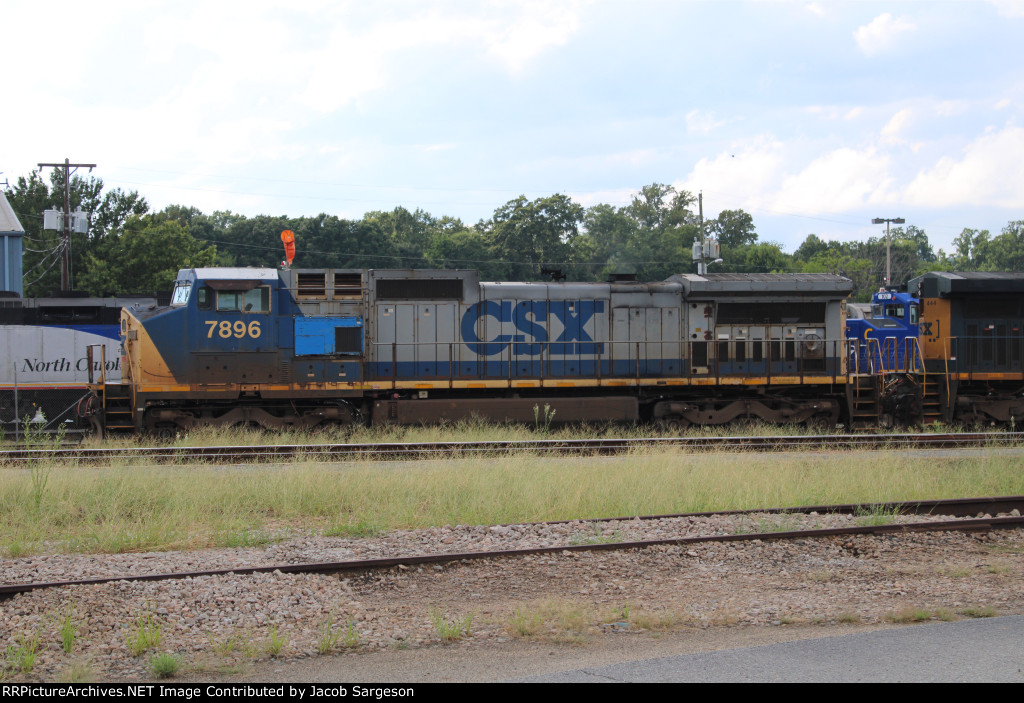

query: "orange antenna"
(280, 230), (296, 267)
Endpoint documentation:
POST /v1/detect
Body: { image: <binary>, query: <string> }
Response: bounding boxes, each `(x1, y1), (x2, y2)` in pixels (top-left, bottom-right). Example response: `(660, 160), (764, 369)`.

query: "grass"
(936, 565), (973, 578)
(885, 607), (933, 623)
(854, 504), (905, 527)
(568, 524), (621, 545)
(316, 613), (342, 654)
(509, 600), (587, 642)
(125, 611), (162, 657)
(430, 607), (473, 643)
(506, 599), (688, 643)
(150, 652), (182, 679)
(266, 625), (286, 658)
(3, 631), (42, 676)
(57, 661), (96, 683)
(961, 606), (999, 618)
(2, 422), (1023, 557)
(57, 603), (80, 654)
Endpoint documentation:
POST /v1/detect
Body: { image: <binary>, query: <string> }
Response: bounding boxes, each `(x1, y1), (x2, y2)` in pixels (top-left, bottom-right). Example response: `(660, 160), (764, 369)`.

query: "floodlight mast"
(871, 216), (905, 288)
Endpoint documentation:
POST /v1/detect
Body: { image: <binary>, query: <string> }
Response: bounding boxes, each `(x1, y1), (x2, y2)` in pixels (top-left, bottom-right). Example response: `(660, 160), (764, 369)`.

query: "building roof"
(0, 192), (25, 235)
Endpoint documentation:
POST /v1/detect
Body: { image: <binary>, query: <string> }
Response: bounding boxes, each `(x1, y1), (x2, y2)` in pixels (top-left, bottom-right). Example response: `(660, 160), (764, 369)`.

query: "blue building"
(0, 192), (25, 296)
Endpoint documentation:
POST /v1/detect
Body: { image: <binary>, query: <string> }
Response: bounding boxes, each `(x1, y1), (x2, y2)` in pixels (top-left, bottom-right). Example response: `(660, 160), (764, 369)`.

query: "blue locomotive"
(80, 264), (1024, 435)
(845, 288), (920, 375)
(91, 266), (853, 436)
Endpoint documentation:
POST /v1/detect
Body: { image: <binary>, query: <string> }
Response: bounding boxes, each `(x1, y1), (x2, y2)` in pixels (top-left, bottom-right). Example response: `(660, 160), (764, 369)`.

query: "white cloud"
(805, 3), (825, 18)
(486, 3), (582, 73)
(880, 108), (912, 144)
(903, 126), (1024, 208)
(774, 147), (893, 213)
(989, 0), (1024, 18)
(685, 110), (726, 134)
(678, 137), (789, 211)
(679, 135), (897, 219)
(854, 13), (917, 56)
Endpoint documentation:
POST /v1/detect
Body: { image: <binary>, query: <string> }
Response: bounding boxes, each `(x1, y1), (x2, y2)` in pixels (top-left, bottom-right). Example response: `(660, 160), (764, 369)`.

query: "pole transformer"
(38, 158), (96, 293)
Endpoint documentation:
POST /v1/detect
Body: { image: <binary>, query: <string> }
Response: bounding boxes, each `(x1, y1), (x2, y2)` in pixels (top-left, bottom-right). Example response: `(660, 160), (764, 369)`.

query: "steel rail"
(1, 432), (1022, 465)
(3, 496), (1022, 598)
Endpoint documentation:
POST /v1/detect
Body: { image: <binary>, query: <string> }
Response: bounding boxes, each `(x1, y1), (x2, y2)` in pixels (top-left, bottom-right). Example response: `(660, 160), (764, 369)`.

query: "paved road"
(510, 615), (1024, 682)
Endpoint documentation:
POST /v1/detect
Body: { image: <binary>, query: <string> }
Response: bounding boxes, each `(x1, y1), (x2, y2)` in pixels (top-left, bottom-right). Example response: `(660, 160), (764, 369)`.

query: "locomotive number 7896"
(205, 320), (262, 339)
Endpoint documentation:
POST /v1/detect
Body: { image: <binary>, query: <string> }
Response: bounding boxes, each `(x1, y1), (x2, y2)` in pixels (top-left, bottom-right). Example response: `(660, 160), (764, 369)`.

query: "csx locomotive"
(79, 266), (1024, 436)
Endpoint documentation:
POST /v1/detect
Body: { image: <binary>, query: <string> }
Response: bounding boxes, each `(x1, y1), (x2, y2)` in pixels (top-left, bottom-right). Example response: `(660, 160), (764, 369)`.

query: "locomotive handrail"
(367, 337), (851, 386)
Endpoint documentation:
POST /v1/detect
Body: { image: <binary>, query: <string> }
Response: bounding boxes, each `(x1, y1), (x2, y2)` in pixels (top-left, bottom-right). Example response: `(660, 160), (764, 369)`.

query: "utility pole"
(38, 158), (96, 293)
(692, 191), (721, 275)
(871, 217), (905, 288)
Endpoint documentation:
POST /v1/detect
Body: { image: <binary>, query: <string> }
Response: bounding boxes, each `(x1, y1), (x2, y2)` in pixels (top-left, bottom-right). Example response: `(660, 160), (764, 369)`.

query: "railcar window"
(197, 287), (211, 310)
(884, 305), (904, 319)
(910, 305), (918, 325)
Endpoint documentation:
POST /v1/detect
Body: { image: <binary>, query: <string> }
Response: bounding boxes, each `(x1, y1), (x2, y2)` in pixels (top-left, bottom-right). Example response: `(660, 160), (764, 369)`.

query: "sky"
(3, 0), (1024, 258)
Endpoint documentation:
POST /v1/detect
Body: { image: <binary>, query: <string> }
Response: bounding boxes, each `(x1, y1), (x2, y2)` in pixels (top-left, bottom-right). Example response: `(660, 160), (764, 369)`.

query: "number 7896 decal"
(206, 320), (262, 339)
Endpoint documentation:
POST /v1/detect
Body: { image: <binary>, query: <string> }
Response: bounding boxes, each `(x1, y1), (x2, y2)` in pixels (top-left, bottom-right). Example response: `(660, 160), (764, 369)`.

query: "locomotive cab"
(845, 289), (920, 374)
(121, 267), (365, 433)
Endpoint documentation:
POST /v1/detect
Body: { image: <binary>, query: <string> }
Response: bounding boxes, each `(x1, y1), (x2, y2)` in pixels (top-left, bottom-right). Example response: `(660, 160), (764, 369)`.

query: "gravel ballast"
(2, 513), (1022, 682)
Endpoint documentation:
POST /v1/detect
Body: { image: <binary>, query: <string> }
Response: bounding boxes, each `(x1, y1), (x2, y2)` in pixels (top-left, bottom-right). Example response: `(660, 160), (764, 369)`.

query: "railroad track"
(1, 431), (1022, 465)
(3, 495), (1022, 599)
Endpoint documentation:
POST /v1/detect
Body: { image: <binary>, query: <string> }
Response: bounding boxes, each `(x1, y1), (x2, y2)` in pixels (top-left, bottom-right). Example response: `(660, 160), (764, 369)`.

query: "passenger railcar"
(92, 267), (854, 436)
(1, 294), (155, 433)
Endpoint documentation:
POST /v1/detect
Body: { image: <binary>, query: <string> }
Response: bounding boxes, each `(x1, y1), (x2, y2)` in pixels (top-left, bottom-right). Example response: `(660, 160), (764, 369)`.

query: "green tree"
(982, 220), (1024, 271)
(707, 209), (757, 248)
(741, 242), (791, 273)
(481, 194), (584, 280)
(4, 170), (148, 295)
(77, 219), (217, 296)
(793, 234), (830, 262)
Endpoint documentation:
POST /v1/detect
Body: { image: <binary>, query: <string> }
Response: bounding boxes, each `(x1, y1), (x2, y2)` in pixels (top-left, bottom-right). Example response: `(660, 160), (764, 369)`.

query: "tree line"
(5, 171), (1022, 302)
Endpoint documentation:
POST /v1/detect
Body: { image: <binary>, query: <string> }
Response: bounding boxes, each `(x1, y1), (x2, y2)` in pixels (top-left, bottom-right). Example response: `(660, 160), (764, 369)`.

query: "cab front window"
(884, 304), (905, 319)
(170, 281), (192, 306)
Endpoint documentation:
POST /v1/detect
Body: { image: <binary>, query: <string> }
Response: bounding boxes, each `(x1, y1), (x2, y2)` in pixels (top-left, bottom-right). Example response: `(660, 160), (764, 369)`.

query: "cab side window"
(216, 287), (270, 313)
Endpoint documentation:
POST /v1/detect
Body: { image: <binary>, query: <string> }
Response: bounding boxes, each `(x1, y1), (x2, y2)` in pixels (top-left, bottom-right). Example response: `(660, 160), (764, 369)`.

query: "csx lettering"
(205, 320), (262, 339)
(461, 300), (605, 356)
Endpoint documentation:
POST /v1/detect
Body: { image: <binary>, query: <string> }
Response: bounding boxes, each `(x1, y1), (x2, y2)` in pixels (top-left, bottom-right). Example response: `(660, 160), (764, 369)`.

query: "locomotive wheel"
(87, 415), (104, 441)
(154, 423), (177, 440)
(659, 417), (690, 435)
